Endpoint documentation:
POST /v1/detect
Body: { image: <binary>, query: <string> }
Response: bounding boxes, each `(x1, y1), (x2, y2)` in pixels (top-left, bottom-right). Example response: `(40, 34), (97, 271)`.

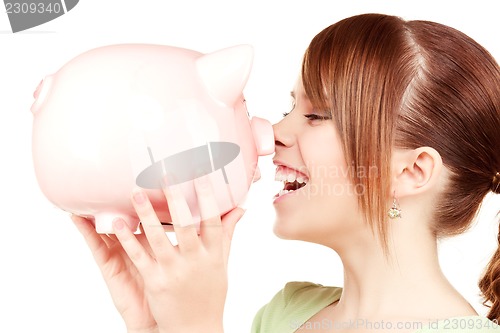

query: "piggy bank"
(31, 44), (274, 233)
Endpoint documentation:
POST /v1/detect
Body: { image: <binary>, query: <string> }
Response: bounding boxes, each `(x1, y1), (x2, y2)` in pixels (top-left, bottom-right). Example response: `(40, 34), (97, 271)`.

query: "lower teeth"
(277, 189), (292, 197)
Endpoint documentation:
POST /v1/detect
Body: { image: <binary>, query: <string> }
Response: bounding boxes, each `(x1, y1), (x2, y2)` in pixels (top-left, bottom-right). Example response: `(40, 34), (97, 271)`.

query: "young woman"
(72, 13), (500, 333)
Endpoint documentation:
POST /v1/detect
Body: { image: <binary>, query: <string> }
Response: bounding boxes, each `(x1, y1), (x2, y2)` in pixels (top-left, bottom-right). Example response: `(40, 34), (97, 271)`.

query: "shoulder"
(280, 281), (342, 307)
(416, 316), (500, 332)
(251, 282), (342, 333)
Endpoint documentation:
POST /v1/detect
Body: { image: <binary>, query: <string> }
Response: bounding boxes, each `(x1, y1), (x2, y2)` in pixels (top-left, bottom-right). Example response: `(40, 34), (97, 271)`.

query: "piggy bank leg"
(93, 213), (140, 234)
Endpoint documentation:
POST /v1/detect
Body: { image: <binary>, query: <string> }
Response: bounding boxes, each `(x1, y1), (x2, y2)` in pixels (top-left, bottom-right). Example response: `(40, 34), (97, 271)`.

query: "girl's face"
(272, 79), (363, 246)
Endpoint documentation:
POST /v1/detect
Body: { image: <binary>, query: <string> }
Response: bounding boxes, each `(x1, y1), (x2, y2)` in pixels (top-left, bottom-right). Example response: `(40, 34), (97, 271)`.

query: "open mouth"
(274, 165), (309, 198)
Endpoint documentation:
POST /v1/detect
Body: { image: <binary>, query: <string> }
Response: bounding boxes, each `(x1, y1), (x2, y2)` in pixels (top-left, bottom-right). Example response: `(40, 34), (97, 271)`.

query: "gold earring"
(388, 192), (402, 219)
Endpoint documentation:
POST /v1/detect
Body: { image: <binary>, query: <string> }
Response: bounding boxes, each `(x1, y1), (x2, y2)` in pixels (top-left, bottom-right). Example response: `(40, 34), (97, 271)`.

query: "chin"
(272, 218), (299, 240)
(272, 216), (316, 242)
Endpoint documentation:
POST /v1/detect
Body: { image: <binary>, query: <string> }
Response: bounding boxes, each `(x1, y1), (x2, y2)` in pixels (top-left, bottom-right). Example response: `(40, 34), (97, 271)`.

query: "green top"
(251, 282), (500, 332)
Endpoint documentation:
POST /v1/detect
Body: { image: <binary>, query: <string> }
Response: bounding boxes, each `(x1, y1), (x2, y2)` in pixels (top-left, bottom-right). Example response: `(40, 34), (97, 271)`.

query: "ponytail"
(479, 198), (500, 321)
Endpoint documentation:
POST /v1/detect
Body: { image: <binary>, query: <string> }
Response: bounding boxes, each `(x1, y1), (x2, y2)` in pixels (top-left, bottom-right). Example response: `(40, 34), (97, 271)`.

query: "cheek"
(303, 135), (360, 231)
(273, 125), (362, 240)
(302, 126), (348, 184)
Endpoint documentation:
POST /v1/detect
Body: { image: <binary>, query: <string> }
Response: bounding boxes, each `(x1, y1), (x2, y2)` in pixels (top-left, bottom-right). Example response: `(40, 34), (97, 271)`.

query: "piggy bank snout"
(251, 117), (275, 156)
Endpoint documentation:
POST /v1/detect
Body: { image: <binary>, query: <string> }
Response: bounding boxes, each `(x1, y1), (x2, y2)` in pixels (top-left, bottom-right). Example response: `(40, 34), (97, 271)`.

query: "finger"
(99, 234), (117, 248)
(137, 224), (155, 257)
(220, 207), (245, 264)
(112, 217), (155, 274)
(194, 176), (223, 250)
(131, 188), (175, 263)
(71, 215), (115, 267)
(163, 185), (200, 255)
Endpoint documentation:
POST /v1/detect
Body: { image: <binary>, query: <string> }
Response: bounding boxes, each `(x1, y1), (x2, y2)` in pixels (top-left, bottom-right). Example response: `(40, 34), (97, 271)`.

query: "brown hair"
(301, 14), (500, 319)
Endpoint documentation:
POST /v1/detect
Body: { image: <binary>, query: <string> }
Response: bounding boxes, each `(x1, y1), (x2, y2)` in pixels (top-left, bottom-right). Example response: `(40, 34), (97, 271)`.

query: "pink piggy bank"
(31, 44), (274, 233)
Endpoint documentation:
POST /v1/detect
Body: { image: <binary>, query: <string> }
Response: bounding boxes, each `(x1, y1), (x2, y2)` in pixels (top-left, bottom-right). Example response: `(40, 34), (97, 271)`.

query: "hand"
(72, 215), (158, 333)
(112, 176), (244, 333)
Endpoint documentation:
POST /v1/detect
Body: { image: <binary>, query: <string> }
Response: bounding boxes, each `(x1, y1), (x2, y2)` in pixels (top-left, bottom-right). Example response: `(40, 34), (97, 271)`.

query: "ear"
(196, 44), (253, 106)
(391, 147), (443, 198)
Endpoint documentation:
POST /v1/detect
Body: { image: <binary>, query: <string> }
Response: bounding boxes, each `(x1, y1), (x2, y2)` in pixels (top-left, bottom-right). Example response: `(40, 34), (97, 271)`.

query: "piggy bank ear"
(196, 45), (253, 106)
(31, 75), (54, 115)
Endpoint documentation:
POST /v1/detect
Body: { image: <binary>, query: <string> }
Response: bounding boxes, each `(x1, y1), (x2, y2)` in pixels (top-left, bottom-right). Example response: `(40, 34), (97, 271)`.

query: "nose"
(273, 118), (294, 148)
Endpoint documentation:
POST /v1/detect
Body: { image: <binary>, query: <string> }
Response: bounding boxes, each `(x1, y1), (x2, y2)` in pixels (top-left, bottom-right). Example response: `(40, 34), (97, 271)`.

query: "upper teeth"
(275, 169), (308, 184)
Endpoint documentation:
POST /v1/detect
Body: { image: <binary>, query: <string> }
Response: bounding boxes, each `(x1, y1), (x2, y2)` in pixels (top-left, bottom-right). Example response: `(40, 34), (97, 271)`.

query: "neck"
(329, 217), (476, 322)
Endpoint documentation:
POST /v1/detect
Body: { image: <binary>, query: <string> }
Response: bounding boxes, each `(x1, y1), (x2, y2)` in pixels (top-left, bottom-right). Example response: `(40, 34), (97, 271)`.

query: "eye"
(304, 113), (331, 121)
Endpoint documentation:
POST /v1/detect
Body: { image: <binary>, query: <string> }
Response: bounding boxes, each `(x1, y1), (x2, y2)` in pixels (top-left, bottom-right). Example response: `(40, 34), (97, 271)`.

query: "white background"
(1, 1), (499, 332)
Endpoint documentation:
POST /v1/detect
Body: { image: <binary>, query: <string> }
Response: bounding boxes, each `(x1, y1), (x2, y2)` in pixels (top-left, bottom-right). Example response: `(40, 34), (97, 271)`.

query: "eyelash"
(283, 112), (332, 120)
(282, 99), (297, 118)
(281, 113), (331, 121)
(282, 97), (330, 121)
(304, 114), (331, 121)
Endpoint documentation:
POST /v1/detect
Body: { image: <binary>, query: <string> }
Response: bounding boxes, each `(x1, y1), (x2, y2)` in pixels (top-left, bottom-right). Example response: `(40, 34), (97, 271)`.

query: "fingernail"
(113, 218), (125, 231)
(133, 189), (147, 205)
(195, 175), (210, 189)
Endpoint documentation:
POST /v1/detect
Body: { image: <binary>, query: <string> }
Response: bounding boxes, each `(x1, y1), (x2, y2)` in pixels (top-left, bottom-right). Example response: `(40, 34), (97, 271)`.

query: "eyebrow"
(290, 90), (309, 101)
